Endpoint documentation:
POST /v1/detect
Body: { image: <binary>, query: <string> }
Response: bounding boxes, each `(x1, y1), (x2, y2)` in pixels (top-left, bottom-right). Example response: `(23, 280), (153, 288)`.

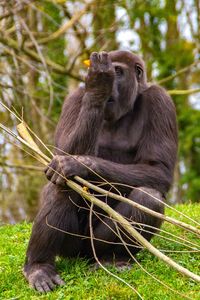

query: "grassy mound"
(0, 204), (199, 300)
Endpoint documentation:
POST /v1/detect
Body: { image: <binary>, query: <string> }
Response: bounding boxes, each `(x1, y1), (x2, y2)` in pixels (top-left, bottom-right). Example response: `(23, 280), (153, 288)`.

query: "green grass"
(0, 204), (200, 300)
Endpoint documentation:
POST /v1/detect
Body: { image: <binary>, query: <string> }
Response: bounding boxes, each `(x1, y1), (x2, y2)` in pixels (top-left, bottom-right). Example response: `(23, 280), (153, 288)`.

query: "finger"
(90, 52), (99, 70)
(50, 172), (59, 184)
(100, 51), (108, 67)
(99, 52), (110, 72)
(45, 167), (54, 180)
(107, 54), (113, 70)
(45, 159), (57, 179)
(56, 175), (66, 186)
(58, 161), (67, 177)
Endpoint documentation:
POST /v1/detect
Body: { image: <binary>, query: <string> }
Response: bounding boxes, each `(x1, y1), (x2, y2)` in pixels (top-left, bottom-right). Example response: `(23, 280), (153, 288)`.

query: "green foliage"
(178, 107), (200, 202)
(92, 0), (118, 51)
(126, 0), (200, 202)
(37, 2), (68, 120)
(0, 204), (199, 299)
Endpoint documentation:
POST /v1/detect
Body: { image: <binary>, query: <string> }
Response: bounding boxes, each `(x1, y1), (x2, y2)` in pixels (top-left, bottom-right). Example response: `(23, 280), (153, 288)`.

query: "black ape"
(24, 51), (178, 292)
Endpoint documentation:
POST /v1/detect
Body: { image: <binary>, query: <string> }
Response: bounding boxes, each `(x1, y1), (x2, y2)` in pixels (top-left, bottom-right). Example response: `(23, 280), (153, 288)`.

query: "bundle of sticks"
(0, 101), (199, 299)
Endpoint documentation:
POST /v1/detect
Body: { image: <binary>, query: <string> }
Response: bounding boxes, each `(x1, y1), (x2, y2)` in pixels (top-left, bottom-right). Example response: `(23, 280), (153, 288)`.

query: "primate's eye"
(135, 64), (143, 79)
(114, 66), (123, 77)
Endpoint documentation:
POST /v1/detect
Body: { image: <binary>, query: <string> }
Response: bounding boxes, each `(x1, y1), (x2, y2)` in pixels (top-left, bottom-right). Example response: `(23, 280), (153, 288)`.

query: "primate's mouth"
(107, 97), (114, 103)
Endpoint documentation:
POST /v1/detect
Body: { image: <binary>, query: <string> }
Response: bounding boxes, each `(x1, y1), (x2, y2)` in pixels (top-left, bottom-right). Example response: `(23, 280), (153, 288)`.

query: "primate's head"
(105, 50), (147, 121)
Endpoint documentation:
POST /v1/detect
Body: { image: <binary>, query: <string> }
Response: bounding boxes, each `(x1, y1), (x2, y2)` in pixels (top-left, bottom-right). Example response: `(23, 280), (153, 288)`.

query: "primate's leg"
(24, 183), (82, 292)
(82, 187), (164, 259)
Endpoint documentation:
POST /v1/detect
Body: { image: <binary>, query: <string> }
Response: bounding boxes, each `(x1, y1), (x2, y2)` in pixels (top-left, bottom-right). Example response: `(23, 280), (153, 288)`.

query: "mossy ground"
(0, 204), (199, 300)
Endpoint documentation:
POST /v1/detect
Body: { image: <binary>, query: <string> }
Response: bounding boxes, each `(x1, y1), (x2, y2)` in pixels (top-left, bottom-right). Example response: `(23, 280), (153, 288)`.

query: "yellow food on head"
(83, 59), (90, 67)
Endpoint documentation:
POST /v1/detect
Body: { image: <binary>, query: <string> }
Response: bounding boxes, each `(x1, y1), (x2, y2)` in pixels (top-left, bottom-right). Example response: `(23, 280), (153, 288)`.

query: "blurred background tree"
(0, 0), (199, 223)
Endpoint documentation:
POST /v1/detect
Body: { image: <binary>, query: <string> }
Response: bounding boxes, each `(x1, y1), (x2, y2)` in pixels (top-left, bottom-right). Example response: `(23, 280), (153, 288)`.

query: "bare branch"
(26, 2), (93, 46)
(157, 60), (200, 84)
(0, 33), (83, 81)
(168, 87), (200, 95)
(0, 161), (43, 171)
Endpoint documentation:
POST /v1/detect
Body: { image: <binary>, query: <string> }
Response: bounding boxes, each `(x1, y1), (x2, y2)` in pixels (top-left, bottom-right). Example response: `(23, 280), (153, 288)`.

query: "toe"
(46, 279), (55, 290)
(52, 274), (65, 286)
(41, 281), (52, 292)
(34, 280), (46, 293)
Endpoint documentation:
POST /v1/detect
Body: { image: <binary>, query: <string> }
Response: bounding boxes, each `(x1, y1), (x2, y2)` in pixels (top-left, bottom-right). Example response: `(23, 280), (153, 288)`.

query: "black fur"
(23, 51), (178, 292)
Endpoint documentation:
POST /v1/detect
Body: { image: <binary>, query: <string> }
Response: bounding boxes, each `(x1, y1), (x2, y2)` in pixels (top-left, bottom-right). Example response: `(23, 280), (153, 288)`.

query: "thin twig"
(168, 88), (200, 95)
(26, 2), (93, 46)
(0, 161), (43, 171)
(0, 33), (82, 80)
(157, 60), (200, 84)
(75, 177), (200, 236)
(89, 203), (144, 299)
(115, 224), (193, 300)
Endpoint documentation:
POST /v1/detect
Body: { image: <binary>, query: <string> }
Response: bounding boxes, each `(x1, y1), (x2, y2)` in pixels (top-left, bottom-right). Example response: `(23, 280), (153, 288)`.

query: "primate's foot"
(93, 260), (132, 271)
(114, 260), (132, 271)
(23, 264), (65, 293)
